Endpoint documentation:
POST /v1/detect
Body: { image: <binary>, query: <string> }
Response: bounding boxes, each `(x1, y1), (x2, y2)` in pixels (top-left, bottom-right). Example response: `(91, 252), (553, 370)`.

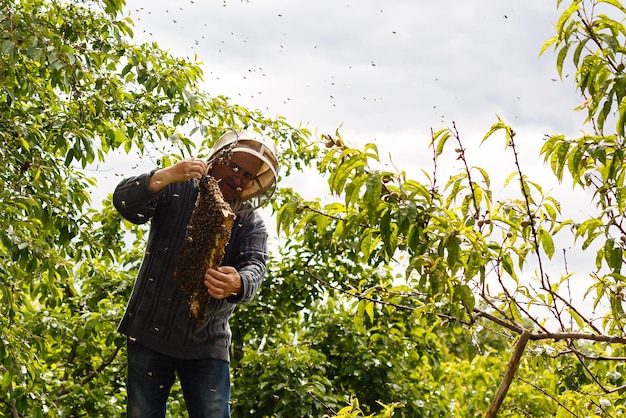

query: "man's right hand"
(148, 158), (208, 192)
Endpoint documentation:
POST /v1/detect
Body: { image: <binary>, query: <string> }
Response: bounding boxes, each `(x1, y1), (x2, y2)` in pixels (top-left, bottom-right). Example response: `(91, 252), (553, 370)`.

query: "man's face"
(209, 151), (263, 202)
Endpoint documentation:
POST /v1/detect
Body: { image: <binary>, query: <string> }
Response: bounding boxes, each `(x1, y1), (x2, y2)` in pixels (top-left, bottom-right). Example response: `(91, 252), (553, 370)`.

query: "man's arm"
(148, 158), (207, 192)
(204, 210), (269, 304)
(112, 158), (208, 224)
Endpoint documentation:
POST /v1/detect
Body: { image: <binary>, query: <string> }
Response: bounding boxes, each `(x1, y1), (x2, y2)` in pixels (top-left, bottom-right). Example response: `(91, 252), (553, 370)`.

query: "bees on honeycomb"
(174, 143), (237, 322)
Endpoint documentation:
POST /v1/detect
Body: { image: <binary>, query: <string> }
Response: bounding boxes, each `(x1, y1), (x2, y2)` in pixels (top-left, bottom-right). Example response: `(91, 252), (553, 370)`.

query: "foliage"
(542, 0), (626, 333)
(0, 0), (310, 416)
(259, 0), (626, 416)
(4, 0), (626, 417)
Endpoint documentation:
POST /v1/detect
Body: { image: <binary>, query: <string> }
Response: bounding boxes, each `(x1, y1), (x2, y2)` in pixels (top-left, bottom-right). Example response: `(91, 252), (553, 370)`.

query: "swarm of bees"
(175, 142), (237, 322)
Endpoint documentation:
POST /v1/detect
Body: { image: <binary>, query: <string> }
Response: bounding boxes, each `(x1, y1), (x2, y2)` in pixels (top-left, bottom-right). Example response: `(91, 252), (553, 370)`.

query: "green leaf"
(446, 235), (461, 269)
(538, 228), (555, 259)
(364, 172), (382, 213)
(454, 284), (475, 312)
(328, 151), (365, 195)
(2, 40), (15, 55)
(365, 301), (374, 323)
(556, 44), (569, 79)
(432, 128), (451, 156)
(540, 35), (558, 56)
(501, 252), (515, 278)
(481, 116), (508, 145)
(556, 2), (579, 37)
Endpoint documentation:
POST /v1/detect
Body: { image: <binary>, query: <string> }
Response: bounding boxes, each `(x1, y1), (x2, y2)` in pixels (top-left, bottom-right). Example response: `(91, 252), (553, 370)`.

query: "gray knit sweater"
(112, 171), (268, 361)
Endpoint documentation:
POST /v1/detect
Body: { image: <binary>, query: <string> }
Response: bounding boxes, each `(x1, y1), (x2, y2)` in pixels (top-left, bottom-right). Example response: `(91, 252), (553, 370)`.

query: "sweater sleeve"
(112, 171), (161, 225)
(226, 210), (269, 304)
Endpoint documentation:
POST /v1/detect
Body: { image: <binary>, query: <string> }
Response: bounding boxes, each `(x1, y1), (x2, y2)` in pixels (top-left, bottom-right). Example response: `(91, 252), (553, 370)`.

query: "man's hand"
(148, 158), (208, 192)
(204, 266), (242, 299)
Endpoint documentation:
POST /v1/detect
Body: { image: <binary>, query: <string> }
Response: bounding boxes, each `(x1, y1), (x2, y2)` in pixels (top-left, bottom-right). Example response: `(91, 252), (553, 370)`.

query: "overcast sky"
(97, 0), (596, 239)
(111, 4), (591, 232)
(106, 0), (589, 202)
(107, 1), (597, 223)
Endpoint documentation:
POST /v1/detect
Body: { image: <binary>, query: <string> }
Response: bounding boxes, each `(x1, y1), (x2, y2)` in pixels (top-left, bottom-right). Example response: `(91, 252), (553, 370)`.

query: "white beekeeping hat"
(208, 130), (280, 211)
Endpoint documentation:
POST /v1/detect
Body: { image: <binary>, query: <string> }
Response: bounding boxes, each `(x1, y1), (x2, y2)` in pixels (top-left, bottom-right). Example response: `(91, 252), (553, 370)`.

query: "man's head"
(207, 130), (279, 211)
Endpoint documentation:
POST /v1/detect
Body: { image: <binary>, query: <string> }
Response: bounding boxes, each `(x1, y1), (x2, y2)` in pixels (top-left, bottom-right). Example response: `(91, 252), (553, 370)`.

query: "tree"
(248, 0), (626, 416)
(0, 0), (310, 416)
(232, 1), (626, 417)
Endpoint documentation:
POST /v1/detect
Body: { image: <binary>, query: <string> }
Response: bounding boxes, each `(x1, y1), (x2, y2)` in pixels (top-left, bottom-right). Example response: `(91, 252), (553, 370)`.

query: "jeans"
(126, 340), (230, 418)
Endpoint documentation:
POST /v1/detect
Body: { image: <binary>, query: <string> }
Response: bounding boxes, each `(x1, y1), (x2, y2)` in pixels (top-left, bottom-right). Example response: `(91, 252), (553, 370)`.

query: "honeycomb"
(175, 165), (236, 322)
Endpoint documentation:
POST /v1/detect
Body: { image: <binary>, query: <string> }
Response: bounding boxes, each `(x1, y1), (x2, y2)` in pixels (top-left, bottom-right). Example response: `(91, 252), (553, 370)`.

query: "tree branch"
(485, 329), (531, 418)
(474, 308), (626, 344)
(0, 366), (19, 418)
(559, 347), (626, 362)
(451, 121), (481, 220)
(55, 346), (122, 398)
(517, 375), (580, 417)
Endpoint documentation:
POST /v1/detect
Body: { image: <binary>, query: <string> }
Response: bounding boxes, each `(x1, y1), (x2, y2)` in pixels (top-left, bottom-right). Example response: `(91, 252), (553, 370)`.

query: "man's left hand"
(204, 266), (242, 299)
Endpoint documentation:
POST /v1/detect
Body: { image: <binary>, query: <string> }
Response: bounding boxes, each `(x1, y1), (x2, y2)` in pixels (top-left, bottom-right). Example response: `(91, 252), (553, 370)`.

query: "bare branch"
(473, 308), (626, 344)
(486, 330), (531, 418)
(559, 347), (626, 362)
(450, 121), (481, 220)
(55, 346), (122, 398)
(517, 375), (581, 417)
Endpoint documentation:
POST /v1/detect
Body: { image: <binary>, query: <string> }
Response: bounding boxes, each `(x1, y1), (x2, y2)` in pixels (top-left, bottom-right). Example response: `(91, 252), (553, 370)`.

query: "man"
(112, 130), (279, 417)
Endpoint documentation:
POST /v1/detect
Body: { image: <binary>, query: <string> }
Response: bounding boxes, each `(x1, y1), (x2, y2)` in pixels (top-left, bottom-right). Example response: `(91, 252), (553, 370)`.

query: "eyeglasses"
(227, 162), (256, 182)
